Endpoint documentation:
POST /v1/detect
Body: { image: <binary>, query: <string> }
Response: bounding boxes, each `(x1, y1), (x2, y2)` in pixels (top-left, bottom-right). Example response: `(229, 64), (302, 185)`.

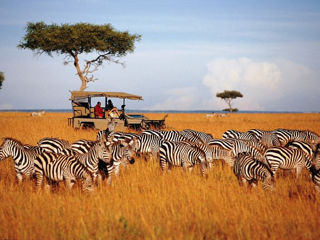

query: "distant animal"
(31, 111), (45, 117)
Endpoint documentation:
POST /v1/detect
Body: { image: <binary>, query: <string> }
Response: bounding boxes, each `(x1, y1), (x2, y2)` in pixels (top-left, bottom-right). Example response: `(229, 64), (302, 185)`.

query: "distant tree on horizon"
(18, 22), (141, 91)
(0, 72), (4, 89)
(216, 90), (243, 113)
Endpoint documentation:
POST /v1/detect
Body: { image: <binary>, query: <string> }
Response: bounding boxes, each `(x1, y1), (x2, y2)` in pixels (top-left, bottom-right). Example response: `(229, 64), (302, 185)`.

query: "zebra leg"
(35, 171), (43, 191)
(44, 177), (51, 193)
(96, 173), (103, 185)
(200, 162), (208, 178)
(296, 167), (303, 178)
(64, 178), (75, 190)
(15, 170), (23, 184)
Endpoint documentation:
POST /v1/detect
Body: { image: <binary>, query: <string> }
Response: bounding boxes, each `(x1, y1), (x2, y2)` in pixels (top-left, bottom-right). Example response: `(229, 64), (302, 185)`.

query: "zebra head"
(81, 170), (95, 192)
(0, 138), (21, 161)
(94, 140), (112, 164)
(304, 131), (320, 144)
(120, 142), (136, 165)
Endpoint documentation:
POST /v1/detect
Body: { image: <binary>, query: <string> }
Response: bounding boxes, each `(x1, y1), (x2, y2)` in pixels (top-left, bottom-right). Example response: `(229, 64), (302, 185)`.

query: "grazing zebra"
(272, 129), (309, 146)
(75, 140), (112, 182)
(233, 153), (274, 191)
(209, 138), (265, 165)
(143, 130), (188, 142)
(309, 166), (320, 193)
(246, 129), (268, 141)
(159, 141), (208, 176)
(259, 131), (281, 148)
(222, 130), (257, 142)
(264, 146), (312, 178)
(304, 130), (320, 144)
(0, 138), (43, 182)
(34, 151), (94, 192)
(71, 139), (95, 154)
(180, 129), (214, 143)
(136, 133), (163, 160)
(71, 139), (136, 183)
(286, 141), (320, 169)
(38, 137), (71, 154)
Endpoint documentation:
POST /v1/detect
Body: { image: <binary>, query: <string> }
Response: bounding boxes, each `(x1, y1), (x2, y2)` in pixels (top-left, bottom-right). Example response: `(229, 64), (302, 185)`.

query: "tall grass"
(0, 112), (320, 239)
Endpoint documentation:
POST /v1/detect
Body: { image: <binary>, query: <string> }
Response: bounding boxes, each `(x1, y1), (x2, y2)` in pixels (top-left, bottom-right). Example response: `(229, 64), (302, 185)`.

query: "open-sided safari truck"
(68, 91), (166, 130)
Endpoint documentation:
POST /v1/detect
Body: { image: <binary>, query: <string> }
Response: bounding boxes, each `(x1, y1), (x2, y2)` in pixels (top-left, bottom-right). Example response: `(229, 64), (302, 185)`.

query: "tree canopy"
(216, 90), (243, 113)
(0, 72), (4, 89)
(18, 22), (141, 90)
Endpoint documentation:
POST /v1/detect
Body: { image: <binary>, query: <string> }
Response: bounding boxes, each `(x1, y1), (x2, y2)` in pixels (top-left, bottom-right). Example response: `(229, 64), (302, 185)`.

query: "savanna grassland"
(0, 112), (320, 240)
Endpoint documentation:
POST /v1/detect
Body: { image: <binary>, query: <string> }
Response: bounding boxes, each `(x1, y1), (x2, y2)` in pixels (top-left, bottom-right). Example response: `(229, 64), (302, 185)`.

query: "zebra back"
(38, 137), (71, 154)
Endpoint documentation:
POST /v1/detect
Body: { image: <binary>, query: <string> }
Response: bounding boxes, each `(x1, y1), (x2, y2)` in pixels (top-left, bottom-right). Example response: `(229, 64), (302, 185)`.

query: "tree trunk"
(73, 52), (87, 91)
(227, 99), (233, 113)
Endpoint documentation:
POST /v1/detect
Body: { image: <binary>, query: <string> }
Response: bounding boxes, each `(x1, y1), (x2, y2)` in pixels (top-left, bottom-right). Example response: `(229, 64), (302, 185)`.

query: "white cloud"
(150, 87), (198, 110)
(203, 57), (320, 111)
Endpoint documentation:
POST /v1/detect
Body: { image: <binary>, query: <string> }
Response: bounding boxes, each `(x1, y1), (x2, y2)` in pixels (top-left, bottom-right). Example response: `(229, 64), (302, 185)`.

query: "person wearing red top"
(94, 101), (104, 118)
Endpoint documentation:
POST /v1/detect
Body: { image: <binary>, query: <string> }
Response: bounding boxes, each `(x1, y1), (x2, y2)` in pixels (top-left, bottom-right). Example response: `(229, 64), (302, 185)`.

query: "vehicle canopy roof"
(70, 91), (143, 101)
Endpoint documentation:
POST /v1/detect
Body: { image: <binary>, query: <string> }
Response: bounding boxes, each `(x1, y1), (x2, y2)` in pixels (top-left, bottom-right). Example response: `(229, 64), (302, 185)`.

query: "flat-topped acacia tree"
(216, 90), (243, 113)
(18, 22), (141, 91)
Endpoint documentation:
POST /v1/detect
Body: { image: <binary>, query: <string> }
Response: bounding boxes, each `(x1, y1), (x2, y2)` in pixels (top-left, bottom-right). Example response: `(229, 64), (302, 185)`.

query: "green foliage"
(18, 22), (141, 57)
(216, 90), (243, 99)
(0, 72), (4, 89)
(223, 108), (238, 112)
(216, 90), (243, 113)
(17, 22), (141, 90)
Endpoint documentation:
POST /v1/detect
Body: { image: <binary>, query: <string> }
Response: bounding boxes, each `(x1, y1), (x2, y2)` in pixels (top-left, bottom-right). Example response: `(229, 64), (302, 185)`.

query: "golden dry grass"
(0, 112), (320, 239)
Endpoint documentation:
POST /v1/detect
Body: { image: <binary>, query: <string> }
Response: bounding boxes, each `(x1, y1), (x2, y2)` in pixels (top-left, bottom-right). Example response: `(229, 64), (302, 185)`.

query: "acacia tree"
(216, 90), (243, 113)
(0, 72), (4, 89)
(18, 22), (141, 91)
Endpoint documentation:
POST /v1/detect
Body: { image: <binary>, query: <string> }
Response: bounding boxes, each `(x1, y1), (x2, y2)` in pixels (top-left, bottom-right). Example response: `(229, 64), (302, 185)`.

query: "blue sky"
(0, 0), (319, 111)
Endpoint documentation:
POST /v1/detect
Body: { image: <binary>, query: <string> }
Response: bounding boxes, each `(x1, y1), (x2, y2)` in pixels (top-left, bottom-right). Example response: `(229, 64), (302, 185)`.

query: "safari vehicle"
(68, 91), (166, 130)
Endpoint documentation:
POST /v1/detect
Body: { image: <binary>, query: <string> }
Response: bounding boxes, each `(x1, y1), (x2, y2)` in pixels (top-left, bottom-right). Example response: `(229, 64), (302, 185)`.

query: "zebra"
(309, 166), (320, 193)
(135, 133), (163, 160)
(264, 146), (313, 178)
(272, 129), (310, 146)
(180, 129), (214, 143)
(246, 129), (268, 141)
(209, 138), (265, 166)
(143, 130), (188, 142)
(159, 141), (209, 176)
(222, 130), (257, 142)
(74, 140), (112, 183)
(71, 139), (95, 154)
(304, 130), (320, 144)
(38, 137), (71, 154)
(0, 138), (43, 183)
(233, 153), (274, 191)
(286, 141), (320, 169)
(71, 139), (136, 183)
(96, 119), (117, 141)
(34, 151), (94, 192)
(259, 131), (281, 148)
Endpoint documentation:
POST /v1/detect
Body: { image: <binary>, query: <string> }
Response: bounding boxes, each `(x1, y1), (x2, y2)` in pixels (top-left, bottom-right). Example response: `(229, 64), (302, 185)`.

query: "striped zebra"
(246, 129), (268, 141)
(286, 141), (320, 169)
(96, 119), (117, 141)
(74, 140), (112, 182)
(209, 138), (265, 165)
(222, 130), (257, 142)
(272, 129), (310, 146)
(136, 133), (163, 160)
(259, 131), (281, 148)
(304, 130), (320, 144)
(180, 129), (214, 143)
(159, 141), (209, 176)
(34, 151), (94, 192)
(38, 137), (71, 154)
(71, 139), (136, 183)
(309, 166), (320, 193)
(233, 153), (274, 191)
(0, 138), (44, 182)
(264, 146), (313, 178)
(181, 141), (233, 168)
(143, 130), (188, 142)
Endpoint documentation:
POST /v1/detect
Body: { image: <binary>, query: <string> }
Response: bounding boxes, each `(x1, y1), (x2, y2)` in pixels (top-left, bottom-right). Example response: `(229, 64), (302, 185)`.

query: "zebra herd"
(0, 127), (320, 192)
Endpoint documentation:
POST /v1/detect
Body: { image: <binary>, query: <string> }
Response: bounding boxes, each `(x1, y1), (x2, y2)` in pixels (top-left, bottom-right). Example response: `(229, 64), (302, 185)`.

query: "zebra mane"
(1, 137), (25, 148)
